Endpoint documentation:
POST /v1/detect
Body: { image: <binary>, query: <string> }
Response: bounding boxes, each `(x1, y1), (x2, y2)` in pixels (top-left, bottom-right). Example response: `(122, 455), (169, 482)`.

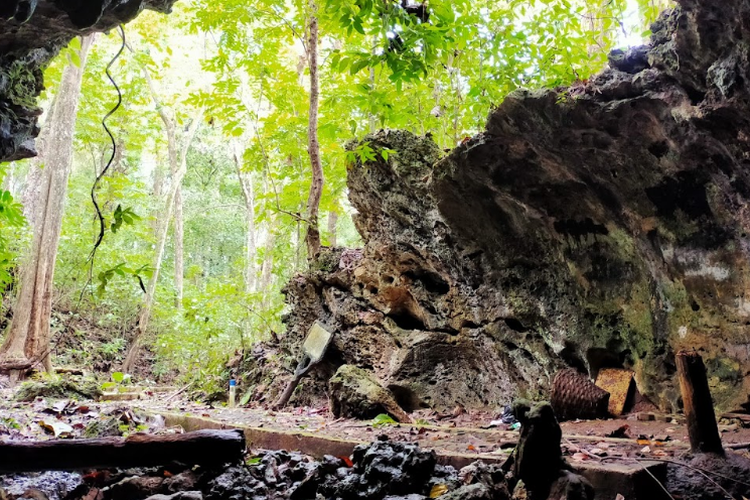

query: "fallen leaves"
(430, 484), (448, 498)
(606, 424), (632, 439)
(38, 420), (74, 438)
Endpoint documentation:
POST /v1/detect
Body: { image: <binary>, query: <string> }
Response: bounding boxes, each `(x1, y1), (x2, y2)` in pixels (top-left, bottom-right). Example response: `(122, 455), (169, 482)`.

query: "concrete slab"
(577, 460), (670, 500)
(100, 392), (141, 401)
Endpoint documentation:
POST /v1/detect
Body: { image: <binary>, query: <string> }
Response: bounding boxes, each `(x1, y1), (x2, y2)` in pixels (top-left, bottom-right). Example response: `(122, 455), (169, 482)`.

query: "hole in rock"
(404, 270), (450, 295)
(503, 341), (519, 351)
(553, 218), (609, 238)
(460, 318), (479, 329)
(504, 318), (529, 333)
(586, 347), (625, 380)
(388, 384), (422, 412)
(685, 86), (706, 105)
(559, 342), (587, 373)
(645, 170), (712, 219)
(388, 309), (425, 330)
(647, 140), (669, 158)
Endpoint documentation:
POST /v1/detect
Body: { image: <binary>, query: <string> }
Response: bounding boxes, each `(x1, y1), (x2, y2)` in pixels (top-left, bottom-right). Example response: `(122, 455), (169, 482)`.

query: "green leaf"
(371, 414), (397, 428)
(69, 51), (81, 68)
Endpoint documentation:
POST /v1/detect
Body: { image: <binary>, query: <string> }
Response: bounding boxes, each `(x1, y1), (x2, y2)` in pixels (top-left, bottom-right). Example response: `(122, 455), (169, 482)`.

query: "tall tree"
(304, 0), (324, 261)
(234, 145), (257, 293)
(121, 47), (201, 374)
(0, 35), (94, 376)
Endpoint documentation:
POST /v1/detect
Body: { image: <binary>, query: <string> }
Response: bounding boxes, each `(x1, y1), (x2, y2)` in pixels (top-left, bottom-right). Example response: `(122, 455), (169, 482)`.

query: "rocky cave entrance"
(5, 1), (750, 500)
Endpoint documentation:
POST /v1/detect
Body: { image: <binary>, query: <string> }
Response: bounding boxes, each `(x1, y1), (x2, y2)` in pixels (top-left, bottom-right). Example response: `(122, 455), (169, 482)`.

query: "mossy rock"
(329, 364), (411, 423)
(83, 416), (122, 438)
(13, 375), (103, 402)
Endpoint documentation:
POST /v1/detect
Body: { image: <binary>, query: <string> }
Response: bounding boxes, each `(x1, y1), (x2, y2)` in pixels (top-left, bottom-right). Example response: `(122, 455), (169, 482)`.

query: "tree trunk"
(304, 0), (324, 261)
(369, 67), (377, 133)
(152, 158), (165, 198)
(259, 216), (277, 310)
(173, 184), (184, 308)
(327, 209), (338, 247)
(234, 146), (256, 293)
(122, 58), (201, 373)
(0, 36), (94, 377)
(122, 112), (199, 374)
(21, 94), (57, 225)
(676, 350), (724, 455)
(0, 429), (246, 473)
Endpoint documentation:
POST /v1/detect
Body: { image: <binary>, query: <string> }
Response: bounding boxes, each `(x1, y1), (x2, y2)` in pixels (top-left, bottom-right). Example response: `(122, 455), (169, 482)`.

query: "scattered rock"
(204, 466), (267, 500)
(144, 493), (203, 500)
(0, 472), (82, 500)
(102, 475), (164, 500)
(321, 439), (450, 499)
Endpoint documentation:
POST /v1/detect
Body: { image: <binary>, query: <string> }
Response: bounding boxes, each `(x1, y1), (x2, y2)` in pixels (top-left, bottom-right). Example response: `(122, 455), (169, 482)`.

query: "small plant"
(345, 141), (398, 166)
(100, 338), (127, 359)
(101, 371), (132, 392)
(371, 413), (397, 428)
(0, 417), (21, 432)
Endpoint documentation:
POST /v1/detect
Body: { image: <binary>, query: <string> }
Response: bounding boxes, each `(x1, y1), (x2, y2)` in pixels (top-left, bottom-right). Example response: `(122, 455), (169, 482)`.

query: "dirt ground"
(4, 385), (750, 500)
(4, 385), (749, 466)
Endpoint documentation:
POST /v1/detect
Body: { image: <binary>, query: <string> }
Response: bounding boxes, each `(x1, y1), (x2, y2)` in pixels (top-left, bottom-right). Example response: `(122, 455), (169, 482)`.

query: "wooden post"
(0, 429), (246, 473)
(676, 351), (724, 454)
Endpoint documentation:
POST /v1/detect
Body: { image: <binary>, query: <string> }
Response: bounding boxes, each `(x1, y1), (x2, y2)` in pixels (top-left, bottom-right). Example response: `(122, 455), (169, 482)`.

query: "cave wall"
(0, 0), (176, 163)
(280, 0), (750, 413)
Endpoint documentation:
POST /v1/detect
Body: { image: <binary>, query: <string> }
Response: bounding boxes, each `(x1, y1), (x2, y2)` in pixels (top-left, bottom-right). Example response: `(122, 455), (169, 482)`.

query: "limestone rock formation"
(274, 0), (750, 413)
(0, 0), (176, 163)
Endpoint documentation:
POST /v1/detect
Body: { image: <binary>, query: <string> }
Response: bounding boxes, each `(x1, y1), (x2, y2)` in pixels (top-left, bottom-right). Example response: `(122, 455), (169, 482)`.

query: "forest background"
(0, 0), (669, 396)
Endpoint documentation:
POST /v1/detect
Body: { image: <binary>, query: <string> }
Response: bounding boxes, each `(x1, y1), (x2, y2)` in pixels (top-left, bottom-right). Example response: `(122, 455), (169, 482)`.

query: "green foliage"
(0, 164), (25, 290)
(110, 205), (141, 234)
(0, 417), (21, 432)
(371, 413), (397, 428)
(101, 371), (132, 392)
(96, 262), (152, 297)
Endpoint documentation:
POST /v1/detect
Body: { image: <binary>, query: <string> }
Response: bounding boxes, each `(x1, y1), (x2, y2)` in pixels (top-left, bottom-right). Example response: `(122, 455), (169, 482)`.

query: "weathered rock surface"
(274, 0), (750, 413)
(329, 364), (412, 423)
(0, 0), (176, 163)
